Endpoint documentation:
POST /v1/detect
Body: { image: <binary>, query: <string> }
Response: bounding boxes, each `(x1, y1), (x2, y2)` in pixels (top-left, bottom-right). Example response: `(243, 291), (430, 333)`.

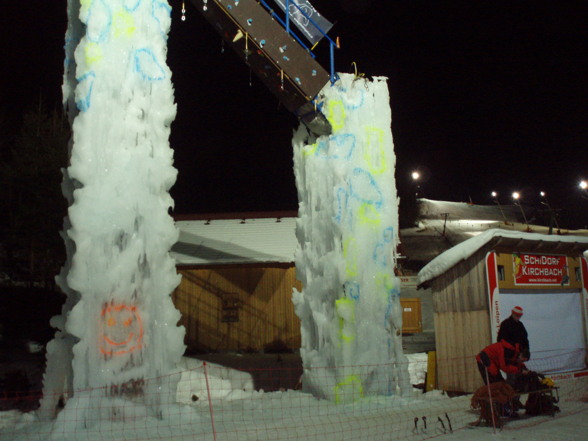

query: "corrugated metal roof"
(172, 216), (298, 265)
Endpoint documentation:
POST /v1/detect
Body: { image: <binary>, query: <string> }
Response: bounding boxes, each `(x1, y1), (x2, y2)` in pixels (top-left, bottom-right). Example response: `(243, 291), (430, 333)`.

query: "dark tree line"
(0, 101), (69, 287)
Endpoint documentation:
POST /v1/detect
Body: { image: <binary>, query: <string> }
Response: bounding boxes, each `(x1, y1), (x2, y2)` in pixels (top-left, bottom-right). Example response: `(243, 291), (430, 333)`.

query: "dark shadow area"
(187, 352), (302, 392)
(0, 287), (64, 412)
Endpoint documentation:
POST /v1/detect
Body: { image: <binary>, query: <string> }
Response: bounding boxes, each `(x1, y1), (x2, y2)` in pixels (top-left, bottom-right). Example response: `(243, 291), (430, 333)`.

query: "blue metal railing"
(258, 0), (338, 84)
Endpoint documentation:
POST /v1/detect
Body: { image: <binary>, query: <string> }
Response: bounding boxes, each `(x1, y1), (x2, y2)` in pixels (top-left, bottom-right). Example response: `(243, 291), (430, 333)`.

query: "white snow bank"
(175, 357), (254, 404)
(406, 353), (428, 386)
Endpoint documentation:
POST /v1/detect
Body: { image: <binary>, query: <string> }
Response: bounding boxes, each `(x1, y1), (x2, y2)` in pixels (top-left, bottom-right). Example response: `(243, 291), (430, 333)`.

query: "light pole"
(512, 192), (530, 231)
(539, 191), (559, 234)
(580, 180), (588, 199)
(491, 191), (508, 223)
(411, 171), (421, 198)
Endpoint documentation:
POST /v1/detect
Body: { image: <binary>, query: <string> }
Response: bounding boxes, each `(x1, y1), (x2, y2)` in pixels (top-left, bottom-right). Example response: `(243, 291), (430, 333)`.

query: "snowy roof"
(171, 201), (588, 269)
(400, 199), (588, 267)
(171, 213), (298, 265)
(417, 199), (524, 223)
(417, 229), (588, 286)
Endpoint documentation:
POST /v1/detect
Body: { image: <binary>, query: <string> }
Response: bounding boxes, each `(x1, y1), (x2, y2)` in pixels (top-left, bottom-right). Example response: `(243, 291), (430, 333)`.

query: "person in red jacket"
(476, 340), (530, 384)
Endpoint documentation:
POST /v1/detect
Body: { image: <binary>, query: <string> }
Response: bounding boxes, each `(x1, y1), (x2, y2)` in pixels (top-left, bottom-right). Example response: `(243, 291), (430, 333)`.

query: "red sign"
(513, 253), (568, 286)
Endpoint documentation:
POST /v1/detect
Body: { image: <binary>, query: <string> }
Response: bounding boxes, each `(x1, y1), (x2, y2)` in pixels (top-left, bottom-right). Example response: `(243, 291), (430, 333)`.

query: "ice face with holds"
(292, 73), (411, 402)
(40, 0), (187, 428)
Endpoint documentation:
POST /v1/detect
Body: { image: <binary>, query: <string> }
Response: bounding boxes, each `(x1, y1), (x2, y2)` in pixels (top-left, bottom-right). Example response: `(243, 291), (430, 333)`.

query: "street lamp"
(580, 180), (588, 199)
(491, 191), (507, 223)
(411, 171), (421, 198)
(539, 191), (559, 234)
(512, 191), (530, 231)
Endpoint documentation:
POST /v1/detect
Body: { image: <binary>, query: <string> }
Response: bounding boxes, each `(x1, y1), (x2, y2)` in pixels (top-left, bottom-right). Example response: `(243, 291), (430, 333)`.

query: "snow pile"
(39, 0), (187, 429)
(0, 411), (21, 431)
(406, 353), (428, 386)
(292, 73), (411, 402)
(175, 357), (254, 403)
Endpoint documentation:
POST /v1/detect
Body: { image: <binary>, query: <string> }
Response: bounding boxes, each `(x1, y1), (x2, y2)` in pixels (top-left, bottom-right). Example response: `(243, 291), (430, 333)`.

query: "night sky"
(3, 1), (588, 227)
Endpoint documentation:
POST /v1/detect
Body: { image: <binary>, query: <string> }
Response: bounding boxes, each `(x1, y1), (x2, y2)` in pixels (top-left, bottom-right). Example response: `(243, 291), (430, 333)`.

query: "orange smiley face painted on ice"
(100, 304), (143, 356)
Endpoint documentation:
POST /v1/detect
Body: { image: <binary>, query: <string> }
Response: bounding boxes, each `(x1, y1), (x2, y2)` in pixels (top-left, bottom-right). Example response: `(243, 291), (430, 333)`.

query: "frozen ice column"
(40, 0), (185, 426)
(292, 73), (411, 402)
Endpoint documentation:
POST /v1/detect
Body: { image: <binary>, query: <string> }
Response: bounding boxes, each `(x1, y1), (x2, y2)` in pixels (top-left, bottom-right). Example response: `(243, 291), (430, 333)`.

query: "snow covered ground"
(1, 357), (586, 441)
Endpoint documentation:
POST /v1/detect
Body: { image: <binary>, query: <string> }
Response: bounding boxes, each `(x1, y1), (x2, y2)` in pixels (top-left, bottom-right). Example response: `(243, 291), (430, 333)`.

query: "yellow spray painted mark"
(343, 237), (357, 277)
(363, 127), (387, 175)
(80, 0), (93, 17)
(113, 10), (136, 38)
(303, 141), (319, 156)
(327, 100), (345, 132)
(334, 375), (364, 404)
(357, 202), (381, 225)
(380, 273), (396, 290)
(335, 298), (356, 343)
(84, 42), (103, 65)
(376, 273), (396, 300)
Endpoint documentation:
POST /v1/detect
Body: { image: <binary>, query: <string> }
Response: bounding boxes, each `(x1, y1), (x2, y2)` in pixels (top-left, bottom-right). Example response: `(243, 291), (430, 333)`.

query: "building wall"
(400, 276), (436, 353)
(400, 276), (434, 333)
(430, 248), (492, 393)
(172, 264), (302, 353)
(173, 266), (427, 354)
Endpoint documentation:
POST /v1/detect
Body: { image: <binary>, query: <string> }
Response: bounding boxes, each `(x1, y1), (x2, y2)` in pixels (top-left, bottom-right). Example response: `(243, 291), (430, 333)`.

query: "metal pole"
(484, 367), (497, 433)
(515, 201), (530, 231)
(541, 199), (560, 234)
(493, 197), (507, 223)
(285, 0), (290, 34)
(203, 362), (218, 441)
(330, 41), (335, 84)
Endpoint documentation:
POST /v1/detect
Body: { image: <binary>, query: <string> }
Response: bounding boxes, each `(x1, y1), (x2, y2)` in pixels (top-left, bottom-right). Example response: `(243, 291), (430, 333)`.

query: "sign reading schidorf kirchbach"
(513, 253), (569, 286)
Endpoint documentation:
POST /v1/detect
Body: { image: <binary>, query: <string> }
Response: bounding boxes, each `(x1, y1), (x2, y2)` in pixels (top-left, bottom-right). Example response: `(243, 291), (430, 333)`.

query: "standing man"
(498, 306), (529, 351)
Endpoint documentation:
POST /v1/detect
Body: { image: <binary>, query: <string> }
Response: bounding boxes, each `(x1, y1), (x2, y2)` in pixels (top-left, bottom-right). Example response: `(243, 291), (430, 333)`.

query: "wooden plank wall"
(172, 265), (302, 353)
(432, 248), (492, 392)
(435, 311), (490, 392)
(431, 248), (489, 313)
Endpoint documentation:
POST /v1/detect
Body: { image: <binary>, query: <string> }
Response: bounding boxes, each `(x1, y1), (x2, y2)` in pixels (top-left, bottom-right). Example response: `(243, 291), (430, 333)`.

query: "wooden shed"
(173, 262), (302, 352)
(170, 211), (428, 354)
(170, 211), (302, 353)
(417, 229), (588, 393)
